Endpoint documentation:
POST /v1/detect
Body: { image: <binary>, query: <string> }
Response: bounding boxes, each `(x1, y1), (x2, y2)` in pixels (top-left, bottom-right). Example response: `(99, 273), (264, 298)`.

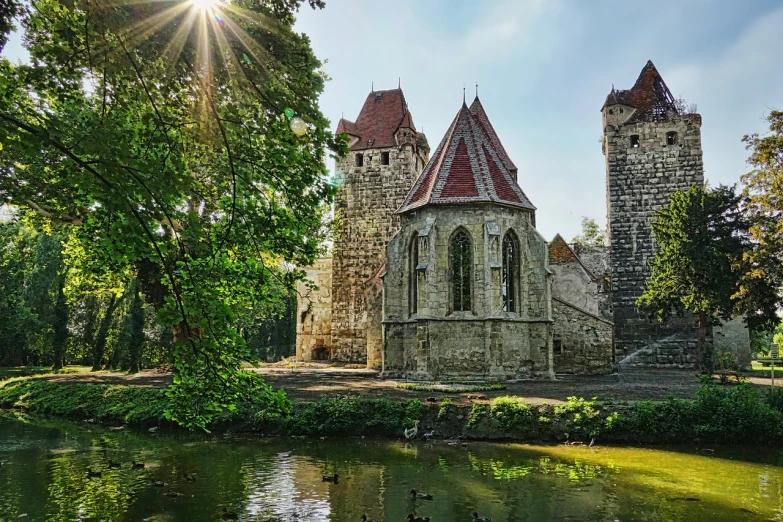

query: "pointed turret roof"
(469, 96), (517, 174)
(336, 88), (420, 150)
(602, 60), (679, 122)
(397, 101), (534, 214)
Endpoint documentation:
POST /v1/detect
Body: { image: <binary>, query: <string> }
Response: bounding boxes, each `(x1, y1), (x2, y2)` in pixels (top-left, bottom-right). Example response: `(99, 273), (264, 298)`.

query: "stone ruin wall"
(330, 143), (426, 362)
(295, 257), (333, 361)
(552, 298), (614, 375)
(604, 111), (704, 367)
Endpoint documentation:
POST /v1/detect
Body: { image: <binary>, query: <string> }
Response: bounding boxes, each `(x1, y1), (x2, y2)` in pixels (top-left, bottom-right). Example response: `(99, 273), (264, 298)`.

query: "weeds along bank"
(1, 376), (783, 444)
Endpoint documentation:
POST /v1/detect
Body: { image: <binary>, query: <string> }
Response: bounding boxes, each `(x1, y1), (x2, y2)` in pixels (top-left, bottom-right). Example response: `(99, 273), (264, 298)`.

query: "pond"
(0, 415), (781, 521)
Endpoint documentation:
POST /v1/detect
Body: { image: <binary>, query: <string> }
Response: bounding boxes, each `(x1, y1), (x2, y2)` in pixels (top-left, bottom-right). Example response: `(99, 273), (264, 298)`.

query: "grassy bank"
(2, 376), (782, 444)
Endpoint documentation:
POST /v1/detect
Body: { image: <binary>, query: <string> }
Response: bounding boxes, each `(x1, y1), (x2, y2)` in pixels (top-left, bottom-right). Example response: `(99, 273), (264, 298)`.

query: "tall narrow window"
(355, 153), (364, 167)
(502, 231), (519, 312)
(666, 131), (677, 145)
(381, 151), (390, 165)
(450, 229), (472, 312)
(409, 233), (419, 316)
(630, 135), (640, 148)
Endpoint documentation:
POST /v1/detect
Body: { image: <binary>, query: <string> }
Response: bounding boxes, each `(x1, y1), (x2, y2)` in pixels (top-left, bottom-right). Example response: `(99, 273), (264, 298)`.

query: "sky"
(293, 0), (783, 240)
(3, 1), (782, 240)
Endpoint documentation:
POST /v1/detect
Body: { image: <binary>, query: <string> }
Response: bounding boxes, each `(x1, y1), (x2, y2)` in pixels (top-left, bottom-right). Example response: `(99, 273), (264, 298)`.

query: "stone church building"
(295, 60), (749, 379)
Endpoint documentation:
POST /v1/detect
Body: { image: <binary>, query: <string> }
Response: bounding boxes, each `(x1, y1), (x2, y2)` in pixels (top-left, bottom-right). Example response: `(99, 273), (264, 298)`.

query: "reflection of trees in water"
(3, 418), (783, 521)
(466, 452), (611, 482)
(242, 451), (332, 520)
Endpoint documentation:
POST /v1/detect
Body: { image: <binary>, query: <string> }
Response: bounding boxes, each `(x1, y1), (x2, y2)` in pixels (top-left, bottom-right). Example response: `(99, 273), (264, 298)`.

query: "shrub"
(288, 396), (425, 436)
(437, 398), (452, 422)
(490, 396), (533, 431)
(618, 396), (695, 442)
(693, 382), (782, 442)
(554, 397), (606, 440)
(467, 403), (489, 429)
(764, 387), (783, 415)
(715, 351), (740, 384)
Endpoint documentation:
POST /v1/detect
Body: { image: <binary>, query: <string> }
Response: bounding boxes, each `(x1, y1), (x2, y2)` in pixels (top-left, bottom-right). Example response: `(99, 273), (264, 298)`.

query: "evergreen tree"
(637, 185), (777, 370)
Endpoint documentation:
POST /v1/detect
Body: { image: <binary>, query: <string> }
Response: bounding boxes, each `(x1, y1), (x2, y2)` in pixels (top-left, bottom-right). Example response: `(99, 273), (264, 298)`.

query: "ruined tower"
(330, 88), (428, 364)
(603, 60), (704, 366)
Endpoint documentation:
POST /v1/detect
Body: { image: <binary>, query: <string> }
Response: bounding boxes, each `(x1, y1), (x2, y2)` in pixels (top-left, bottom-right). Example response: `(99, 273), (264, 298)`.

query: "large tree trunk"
(92, 294), (121, 371)
(51, 278), (69, 371)
(697, 311), (708, 373)
(128, 285), (145, 374)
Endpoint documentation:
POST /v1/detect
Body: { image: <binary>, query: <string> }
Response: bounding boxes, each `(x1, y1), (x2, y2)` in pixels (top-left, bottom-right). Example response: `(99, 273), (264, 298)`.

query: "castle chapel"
(295, 60), (750, 379)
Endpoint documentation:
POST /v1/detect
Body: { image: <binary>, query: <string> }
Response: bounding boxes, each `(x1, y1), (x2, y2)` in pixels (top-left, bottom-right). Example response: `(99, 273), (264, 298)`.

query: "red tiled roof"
(548, 234), (580, 264)
(335, 88), (417, 151)
(469, 97), (517, 173)
(441, 140), (479, 198)
(397, 102), (535, 213)
(602, 60), (681, 123)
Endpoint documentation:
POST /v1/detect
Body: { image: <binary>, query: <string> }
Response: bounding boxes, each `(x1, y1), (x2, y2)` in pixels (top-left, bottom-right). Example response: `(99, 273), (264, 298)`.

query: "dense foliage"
(637, 184), (778, 369)
(0, 0), (344, 428)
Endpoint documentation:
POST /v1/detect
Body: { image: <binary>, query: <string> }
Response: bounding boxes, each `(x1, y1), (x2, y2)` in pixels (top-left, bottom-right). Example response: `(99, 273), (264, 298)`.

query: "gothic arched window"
(450, 229), (472, 312)
(502, 231), (520, 313)
(409, 233), (419, 316)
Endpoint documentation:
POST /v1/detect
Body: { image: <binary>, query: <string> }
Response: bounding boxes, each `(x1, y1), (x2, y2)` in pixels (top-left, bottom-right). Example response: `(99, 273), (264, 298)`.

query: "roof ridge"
(398, 100), (535, 213)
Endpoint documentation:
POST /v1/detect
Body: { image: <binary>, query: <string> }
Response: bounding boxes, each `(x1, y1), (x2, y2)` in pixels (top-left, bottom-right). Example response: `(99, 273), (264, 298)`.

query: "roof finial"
(463, 84), (466, 105)
(371, 81), (374, 92)
(398, 77), (401, 89)
(475, 82), (478, 99)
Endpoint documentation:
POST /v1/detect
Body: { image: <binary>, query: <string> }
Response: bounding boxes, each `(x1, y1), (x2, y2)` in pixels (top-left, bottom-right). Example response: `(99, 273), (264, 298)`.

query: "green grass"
(396, 382), (506, 393)
(0, 365), (93, 381)
(0, 377), (168, 425)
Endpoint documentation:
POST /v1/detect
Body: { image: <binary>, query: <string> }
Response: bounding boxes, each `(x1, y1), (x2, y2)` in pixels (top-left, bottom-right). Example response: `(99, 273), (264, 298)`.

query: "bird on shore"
(473, 512), (491, 522)
(131, 461), (146, 470)
(221, 507), (239, 520)
(407, 515), (430, 522)
(322, 473), (339, 483)
(410, 489), (433, 500)
(108, 460), (121, 469)
(361, 515), (378, 522)
(404, 421), (419, 440)
(86, 468), (102, 478)
(423, 429), (435, 440)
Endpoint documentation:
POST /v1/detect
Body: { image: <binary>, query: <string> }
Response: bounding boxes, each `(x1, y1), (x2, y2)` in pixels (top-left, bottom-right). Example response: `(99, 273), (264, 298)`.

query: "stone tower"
(602, 60), (704, 366)
(331, 88), (429, 364)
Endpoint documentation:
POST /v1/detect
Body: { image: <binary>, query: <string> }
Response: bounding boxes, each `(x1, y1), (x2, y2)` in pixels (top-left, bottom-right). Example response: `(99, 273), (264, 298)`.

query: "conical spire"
(398, 101), (534, 214)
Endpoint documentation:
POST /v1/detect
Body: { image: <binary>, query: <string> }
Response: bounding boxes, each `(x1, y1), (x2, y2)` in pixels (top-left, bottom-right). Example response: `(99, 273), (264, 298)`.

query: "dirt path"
(31, 366), (719, 405)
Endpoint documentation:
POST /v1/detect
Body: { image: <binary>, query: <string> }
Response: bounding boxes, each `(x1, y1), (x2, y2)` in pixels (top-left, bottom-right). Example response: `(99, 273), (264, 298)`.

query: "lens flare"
(191, 0), (217, 11)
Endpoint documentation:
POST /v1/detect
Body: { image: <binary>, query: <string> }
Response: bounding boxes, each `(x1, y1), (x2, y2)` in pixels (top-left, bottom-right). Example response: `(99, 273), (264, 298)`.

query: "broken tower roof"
(397, 98), (534, 214)
(602, 60), (681, 123)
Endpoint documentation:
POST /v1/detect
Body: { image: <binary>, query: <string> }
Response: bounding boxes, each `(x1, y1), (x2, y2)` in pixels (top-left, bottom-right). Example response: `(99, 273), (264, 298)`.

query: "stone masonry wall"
(383, 204), (554, 380)
(331, 144), (426, 362)
(552, 298), (613, 375)
(295, 257), (333, 361)
(604, 108), (704, 366)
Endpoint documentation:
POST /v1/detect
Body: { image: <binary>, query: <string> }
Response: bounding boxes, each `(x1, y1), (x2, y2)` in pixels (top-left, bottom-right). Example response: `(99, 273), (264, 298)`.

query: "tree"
(740, 110), (783, 331)
(1, 0), (344, 428)
(572, 217), (606, 247)
(637, 185), (777, 370)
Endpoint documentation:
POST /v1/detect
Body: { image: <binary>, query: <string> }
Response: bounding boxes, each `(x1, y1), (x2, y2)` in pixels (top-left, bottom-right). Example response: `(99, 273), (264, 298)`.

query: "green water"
(1, 416), (782, 521)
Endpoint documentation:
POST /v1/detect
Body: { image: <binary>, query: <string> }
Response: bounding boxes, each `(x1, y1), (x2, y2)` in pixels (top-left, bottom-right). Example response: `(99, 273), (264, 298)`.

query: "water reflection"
(0, 415), (782, 521)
